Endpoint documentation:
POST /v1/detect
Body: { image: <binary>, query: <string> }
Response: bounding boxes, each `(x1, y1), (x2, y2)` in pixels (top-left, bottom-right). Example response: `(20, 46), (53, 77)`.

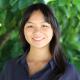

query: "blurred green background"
(0, 0), (80, 71)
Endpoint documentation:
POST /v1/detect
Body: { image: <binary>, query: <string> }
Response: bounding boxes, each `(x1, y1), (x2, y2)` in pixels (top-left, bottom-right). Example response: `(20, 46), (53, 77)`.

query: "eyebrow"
(27, 21), (50, 24)
(27, 21), (33, 23)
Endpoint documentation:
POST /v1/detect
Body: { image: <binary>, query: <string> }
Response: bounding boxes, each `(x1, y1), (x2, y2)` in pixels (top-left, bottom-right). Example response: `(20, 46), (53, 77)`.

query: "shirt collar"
(17, 51), (56, 69)
(17, 52), (56, 79)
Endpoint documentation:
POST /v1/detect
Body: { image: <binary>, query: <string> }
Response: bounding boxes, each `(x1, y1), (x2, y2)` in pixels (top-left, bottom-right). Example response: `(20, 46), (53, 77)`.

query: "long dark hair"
(20, 3), (67, 80)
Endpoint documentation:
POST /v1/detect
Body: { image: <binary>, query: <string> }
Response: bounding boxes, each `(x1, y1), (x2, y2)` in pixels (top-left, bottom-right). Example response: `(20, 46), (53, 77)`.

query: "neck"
(26, 46), (52, 61)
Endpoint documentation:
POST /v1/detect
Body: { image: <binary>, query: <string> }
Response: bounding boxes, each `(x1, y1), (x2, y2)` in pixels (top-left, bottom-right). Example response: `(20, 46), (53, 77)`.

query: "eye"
(42, 25), (48, 28)
(27, 25), (33, 28)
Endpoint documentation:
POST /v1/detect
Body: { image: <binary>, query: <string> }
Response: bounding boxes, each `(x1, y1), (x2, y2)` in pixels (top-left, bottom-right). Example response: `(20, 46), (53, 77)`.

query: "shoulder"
(1, 55), (24, 71)
(0, 55), (24, 80)
(0, 60), (15, 80)
(59, 63), (80, 80)
(1, 56), (21, 70)
(0, 58), (19, 74)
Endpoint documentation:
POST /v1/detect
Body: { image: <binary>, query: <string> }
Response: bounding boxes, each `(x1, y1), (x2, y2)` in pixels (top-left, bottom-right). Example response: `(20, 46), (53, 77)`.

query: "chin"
(32, 44), (49, 49)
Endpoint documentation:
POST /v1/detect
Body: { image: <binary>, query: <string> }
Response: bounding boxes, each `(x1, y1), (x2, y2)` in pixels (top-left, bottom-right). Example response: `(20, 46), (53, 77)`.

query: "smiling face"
(24, 10), (53, 49)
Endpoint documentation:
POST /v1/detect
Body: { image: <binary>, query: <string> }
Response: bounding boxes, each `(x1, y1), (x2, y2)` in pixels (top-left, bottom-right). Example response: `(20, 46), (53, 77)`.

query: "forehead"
(28, 10), (46, 23)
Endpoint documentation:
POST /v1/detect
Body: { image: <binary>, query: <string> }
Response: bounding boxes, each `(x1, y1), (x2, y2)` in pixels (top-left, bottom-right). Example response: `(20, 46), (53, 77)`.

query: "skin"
(24, 10), (53, 75)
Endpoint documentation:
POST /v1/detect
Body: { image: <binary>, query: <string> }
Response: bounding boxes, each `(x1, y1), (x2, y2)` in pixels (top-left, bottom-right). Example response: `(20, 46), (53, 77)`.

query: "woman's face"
(24, 10), (53, 48)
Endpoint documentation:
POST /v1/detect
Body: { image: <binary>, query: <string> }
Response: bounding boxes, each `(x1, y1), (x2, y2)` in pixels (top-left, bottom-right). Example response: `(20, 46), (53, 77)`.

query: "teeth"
(33, 38), (43, 40)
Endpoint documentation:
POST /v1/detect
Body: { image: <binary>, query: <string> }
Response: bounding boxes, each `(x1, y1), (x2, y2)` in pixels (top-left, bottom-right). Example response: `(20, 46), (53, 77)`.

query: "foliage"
(0, 0), (80, 71)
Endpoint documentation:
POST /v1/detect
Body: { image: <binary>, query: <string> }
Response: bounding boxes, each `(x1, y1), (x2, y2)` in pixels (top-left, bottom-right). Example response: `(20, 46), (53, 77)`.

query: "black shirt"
(0, 53), (80, 80)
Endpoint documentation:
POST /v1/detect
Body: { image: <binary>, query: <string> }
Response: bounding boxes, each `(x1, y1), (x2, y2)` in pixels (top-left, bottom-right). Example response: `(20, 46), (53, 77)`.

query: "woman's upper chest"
(27, 60), (49, 76)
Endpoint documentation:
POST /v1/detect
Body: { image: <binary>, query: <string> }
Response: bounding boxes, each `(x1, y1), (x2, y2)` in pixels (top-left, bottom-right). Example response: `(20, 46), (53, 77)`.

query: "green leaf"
(18, 0), (33, 10)
(9, 0), (18, 6)
(0, 10), (6, 23)
(58, 0), (71, 7)
(0, 0), (9, 9)
(10, 30), (19, 40)
(10, 2), (19, 12)
(11, 41), (23, 58)
(73, 0), (80, 11)
(0, 26), (6, 36)
(0, 10), (7, 35)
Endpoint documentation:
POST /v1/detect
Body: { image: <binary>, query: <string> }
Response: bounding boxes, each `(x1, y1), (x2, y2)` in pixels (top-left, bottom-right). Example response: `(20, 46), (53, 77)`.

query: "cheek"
(24, 28), (30, 40)
(24, 27), (33, 36)
(23, 31), (31, 44)
(47, 30), (53, 41)
(45, 29), (53, 36)
(24, 29), (34, 43)
(24, 31), (30, 39)
(48, 32), (53, 39)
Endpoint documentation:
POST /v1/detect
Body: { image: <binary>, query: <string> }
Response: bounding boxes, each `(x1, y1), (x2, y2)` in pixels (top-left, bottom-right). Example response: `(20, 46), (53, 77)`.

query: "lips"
(32, 37), (44, 41)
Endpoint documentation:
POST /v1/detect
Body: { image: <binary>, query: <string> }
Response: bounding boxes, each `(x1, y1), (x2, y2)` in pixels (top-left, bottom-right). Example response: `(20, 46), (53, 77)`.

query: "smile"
(32, 37), (44, 41)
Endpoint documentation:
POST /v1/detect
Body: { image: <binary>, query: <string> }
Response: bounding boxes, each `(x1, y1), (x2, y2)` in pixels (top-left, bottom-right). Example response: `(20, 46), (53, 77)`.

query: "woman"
(0, 3), (80, 80)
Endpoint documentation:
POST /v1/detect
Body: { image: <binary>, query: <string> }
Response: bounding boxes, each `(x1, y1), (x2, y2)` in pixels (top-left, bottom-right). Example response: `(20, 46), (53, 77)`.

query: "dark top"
(0, 53), (80, 80)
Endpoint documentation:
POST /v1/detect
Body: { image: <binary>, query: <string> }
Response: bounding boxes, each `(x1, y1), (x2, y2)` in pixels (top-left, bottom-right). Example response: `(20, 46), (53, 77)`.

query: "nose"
(33, 27), (42, 35)
(34, 27), (41, 33)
